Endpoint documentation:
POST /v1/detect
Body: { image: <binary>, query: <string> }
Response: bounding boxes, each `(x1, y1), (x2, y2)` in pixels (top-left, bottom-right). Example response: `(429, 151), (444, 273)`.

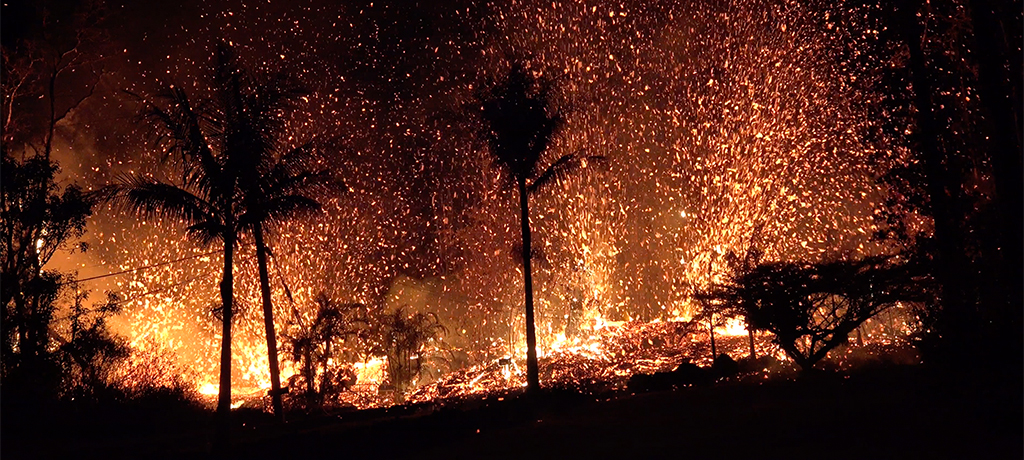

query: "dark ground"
(4, 366), (1021, 459)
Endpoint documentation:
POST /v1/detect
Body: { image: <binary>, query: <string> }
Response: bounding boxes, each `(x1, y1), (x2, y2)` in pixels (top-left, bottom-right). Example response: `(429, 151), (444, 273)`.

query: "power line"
(91, 251), (256, 306)
(116, 274), (205, 306)
(74, 249), (220, 283)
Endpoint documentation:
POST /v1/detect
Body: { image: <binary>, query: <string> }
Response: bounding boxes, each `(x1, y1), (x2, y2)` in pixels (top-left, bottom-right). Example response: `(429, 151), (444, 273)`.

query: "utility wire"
(116, 274), (205, 306)
(103, 250), (257, 307)
(73, 249), (220, 283)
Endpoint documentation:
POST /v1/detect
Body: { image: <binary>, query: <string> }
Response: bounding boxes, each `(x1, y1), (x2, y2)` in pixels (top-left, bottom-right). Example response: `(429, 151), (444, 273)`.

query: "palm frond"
(274, 140), (348, 194)
(528, 154), (608, 194)
(237, 131), (342, 233)
(273, 140), (317, 174)
(273, 168), (341, 198)
(237, 160), (334, 236)
(478, 63), (565, 181)
(131, 86), (226, 200)
(263, 195), (322, 222)
(186, 221), (228, 246)
(249, 71), (307, 147)
(87, 183), (123, 206)
(105, 175), (223, 243)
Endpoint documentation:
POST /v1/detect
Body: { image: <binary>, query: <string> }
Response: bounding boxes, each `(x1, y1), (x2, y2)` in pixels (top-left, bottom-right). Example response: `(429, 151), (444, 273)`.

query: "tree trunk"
(254, 224), (285, 422)
(969, 0), (1023, 235)
(709, 319), (717, 360)
(748, 328), (756, 359)
(782, 342), (810, 371)
(44, 67), (56, 161)
(902, 2), (975, 359)
(967, 0), (1023, 340)
(215, 230), (235, 453)
(303, 351), (316, 409)
(517, 177), (540, 394)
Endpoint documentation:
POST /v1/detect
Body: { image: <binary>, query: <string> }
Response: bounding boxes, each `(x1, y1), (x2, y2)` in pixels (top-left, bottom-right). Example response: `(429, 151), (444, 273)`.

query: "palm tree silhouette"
(477, 63), (603, 393)
(106, 43), (302, 447)
(238, 140), (336, 421)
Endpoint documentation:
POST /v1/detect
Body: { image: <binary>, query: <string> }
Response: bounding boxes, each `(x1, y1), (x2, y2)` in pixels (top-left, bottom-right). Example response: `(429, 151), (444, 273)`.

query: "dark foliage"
(0, 147), (188, 411)
(1, 148), (94, 397)
(283, 293), (369, 411)
(376, 307), (447, 399)
(712, 353), (740, 379)
(857, 0), (1022, 374)
(627, 361), (713, 393)
(692, 289), (746, 361)
(102, 42), (257, 447)
(282, 292), (448, 408)
(227, 46), (339, 422)
(706, 254), (931, 370)
(56, 290), (132, 400)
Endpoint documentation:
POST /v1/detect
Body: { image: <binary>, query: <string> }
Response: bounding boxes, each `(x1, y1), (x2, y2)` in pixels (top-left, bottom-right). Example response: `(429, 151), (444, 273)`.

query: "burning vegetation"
(1, 0), (1019, 455)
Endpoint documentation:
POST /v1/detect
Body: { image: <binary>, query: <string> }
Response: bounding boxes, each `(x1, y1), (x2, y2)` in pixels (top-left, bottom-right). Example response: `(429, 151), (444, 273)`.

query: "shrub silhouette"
(706, 254), (931, 370)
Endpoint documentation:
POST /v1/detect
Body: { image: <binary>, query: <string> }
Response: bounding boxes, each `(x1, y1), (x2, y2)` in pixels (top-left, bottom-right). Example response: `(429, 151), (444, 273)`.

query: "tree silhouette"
(57, 289), (131, 399)
(692, 292), (736, 361)
(105, 44), (256, 450)
(375, 307), (446, 401)
(708, 255), (930, 371)
(231, 69), (335, 423)
(866, 0), (1022, 370)
(1, 148), (93, 397)
(2, 6), (103, 393)
(1, 2), (106, 161)
(476, 62), (603, 393)
(282, 293), (368, 411)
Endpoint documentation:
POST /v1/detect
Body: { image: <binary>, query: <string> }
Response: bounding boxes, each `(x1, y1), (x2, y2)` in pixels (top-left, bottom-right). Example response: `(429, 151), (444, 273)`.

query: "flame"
(715, 318), (750, 337)
(353, 357), (387, 387)
(198, 383), (218, 397)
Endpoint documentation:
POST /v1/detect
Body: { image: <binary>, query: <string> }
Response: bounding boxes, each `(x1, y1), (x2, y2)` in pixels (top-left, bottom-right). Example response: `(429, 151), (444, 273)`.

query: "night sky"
(3, 0), (894, 395)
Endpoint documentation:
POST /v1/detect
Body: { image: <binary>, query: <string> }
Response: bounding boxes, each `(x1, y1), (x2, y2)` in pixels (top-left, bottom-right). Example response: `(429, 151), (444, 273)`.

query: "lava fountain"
(68, 0), (902, 406)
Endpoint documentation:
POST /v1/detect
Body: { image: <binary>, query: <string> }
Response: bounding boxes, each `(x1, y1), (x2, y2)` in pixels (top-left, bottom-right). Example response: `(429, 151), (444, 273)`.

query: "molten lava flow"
(716, 317), (750, 337)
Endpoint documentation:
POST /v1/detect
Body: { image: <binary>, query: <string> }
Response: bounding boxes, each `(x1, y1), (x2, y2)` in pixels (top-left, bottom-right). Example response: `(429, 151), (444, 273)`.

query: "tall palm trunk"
(748, 328), (756, 359)
(215, 229), (235, 451)
(903, 4), (974, 355)
(969, 0), (1023, 229)
(517, 177), (540, 393)
(968, 0), (1023, 331)
(708, 318), (717, 360)
(254, 223), (285, 421)
(303, 348), (316, 409)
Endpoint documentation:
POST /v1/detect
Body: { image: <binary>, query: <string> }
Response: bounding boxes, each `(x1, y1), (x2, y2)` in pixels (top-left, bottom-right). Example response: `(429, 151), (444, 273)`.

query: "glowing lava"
(64, 0), (903, 407)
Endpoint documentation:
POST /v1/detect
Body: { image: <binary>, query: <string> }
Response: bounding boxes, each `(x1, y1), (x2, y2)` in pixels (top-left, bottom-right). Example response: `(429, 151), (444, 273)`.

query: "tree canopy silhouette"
(864, 0), (1022, 373)
(103, 43), (269, 449)
(1, 148), (94, 397)
(230, 64), (339, 423)
(476, 62), (604, 393)
(704, 254), (931, 370)
(283, 293), (368, 411)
